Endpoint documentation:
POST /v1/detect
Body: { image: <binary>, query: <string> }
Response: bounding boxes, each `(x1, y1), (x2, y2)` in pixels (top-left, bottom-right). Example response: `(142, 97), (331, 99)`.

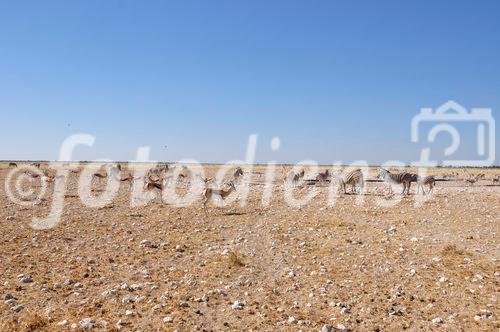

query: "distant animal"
(9, 162), (17, 168)
(114, 171), (135, 184)
(24, 170), (40, 178)
(233, 167), (244, 180)
(411, 174), (436, 195)
(32, 163), (41, 168)
(492, 175), (500, 184)
(378, 168), (413, 195)
(198, 175), (215, 184)
(465, 174), (481, 186)
(285, 169), (305, 187)
(144, 177), (166, 192)
(337, 169), (364, 194)
(42, 170), (56, 184)
(316, 170), (331, 185)
(143, 177), (168, 202)
(202, 181), (237, 210)
(92, 172), (107, 184)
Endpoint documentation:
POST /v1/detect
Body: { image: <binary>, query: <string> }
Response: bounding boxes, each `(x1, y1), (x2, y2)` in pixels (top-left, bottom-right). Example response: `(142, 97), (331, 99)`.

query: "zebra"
(378, 168), (413, 195)
(411, 174), (436, 195)
(316, 169), (331, 185)
(284, 168), (305, 187)
(336, 169), (364, 194)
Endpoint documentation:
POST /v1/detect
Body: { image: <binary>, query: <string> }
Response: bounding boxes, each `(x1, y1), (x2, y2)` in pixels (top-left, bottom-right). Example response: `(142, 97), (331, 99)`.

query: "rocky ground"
(0, 165), (498, 331)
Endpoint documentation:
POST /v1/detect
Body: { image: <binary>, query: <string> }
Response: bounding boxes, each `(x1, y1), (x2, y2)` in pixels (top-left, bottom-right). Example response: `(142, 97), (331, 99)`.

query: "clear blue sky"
(0, 1), (498, 165)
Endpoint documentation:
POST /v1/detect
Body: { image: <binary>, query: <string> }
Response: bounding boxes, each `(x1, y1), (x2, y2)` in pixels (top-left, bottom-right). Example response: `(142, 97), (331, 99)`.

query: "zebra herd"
(286, 168), (437, 195)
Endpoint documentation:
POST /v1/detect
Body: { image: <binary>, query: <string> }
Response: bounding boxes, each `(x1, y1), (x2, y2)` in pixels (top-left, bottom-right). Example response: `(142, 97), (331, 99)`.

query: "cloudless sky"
(0, 1), (499, 165)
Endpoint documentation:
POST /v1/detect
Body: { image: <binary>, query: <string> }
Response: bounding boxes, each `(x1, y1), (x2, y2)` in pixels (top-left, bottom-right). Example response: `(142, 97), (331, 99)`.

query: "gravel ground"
(0, 165), (498, 331)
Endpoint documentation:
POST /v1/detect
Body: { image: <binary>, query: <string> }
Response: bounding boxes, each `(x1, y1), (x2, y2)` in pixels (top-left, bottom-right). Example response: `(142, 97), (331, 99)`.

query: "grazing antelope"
(411, 174), (436, 195)
(202, 181), (237, 210)
(465, 174), (481, 186)
(233, 167), (244, 180)
(316, 169), (331, 185)
(336, 169), (364, 194)
(9, 162), (17, 168)
(143, 177), (168, 202)
(492, 175), (500, 184)
(31, 163), (41, 168)
(378, 168), (413, 195)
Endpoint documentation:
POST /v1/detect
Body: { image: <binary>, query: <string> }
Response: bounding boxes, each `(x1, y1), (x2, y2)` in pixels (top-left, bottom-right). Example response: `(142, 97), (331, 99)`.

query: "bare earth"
(0, 164), (498, 331)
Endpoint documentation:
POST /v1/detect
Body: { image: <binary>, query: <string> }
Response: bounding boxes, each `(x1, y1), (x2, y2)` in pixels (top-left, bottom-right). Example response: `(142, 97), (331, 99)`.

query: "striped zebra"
(316, 169), (331, 185)
(411, 174), (436, 195)
(337, 169), (364, 194)
(378, 168), (413, 195)
(284, 168), (305, 187)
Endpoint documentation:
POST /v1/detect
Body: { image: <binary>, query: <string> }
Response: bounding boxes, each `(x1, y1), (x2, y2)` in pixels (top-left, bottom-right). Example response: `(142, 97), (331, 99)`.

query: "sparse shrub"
(228, 251), (245, 267)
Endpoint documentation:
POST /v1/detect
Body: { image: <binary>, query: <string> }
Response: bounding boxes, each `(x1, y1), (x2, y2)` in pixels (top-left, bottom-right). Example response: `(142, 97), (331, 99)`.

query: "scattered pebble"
(79, 318), (94, 329)
(232, 300), (245, 310)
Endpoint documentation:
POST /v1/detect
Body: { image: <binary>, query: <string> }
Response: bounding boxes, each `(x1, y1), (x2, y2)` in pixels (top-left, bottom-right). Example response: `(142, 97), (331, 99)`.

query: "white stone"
(432, 317), (444, 324)
(231, 300), (245, 310)
(79, 318), (95, 329)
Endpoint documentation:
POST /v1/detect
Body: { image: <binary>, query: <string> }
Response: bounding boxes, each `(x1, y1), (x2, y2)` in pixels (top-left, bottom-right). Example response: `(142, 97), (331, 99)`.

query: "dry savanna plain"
(0, 163), (498, 331)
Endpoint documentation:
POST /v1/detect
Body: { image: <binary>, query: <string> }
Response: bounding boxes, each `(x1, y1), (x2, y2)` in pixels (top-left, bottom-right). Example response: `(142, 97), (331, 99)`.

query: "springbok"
(233, 167), (244, 180)
(202, 181), (237, 210)
(92, 171), (107, 184)
(24, 170), (40, 178)
(143, 176), (170, 202)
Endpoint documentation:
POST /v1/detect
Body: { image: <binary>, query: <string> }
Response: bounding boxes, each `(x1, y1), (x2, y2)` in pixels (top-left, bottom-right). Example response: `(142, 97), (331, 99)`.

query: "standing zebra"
(284, 168), (305, 187)
(337, 169), (364, 194)
(378, 168), (413, 195)
(411, 174), (436, 195)
(316, 169), (331, 185)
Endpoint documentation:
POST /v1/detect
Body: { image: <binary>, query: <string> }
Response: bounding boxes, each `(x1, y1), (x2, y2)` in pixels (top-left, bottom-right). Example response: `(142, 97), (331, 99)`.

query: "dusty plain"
(0, 163), (498, 331)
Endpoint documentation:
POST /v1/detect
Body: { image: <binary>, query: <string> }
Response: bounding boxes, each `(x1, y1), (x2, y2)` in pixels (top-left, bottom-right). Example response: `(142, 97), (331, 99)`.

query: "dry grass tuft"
(19, 314), (49, 332)
(442, 244), (465, 257)
(228, 251), (245, 267)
